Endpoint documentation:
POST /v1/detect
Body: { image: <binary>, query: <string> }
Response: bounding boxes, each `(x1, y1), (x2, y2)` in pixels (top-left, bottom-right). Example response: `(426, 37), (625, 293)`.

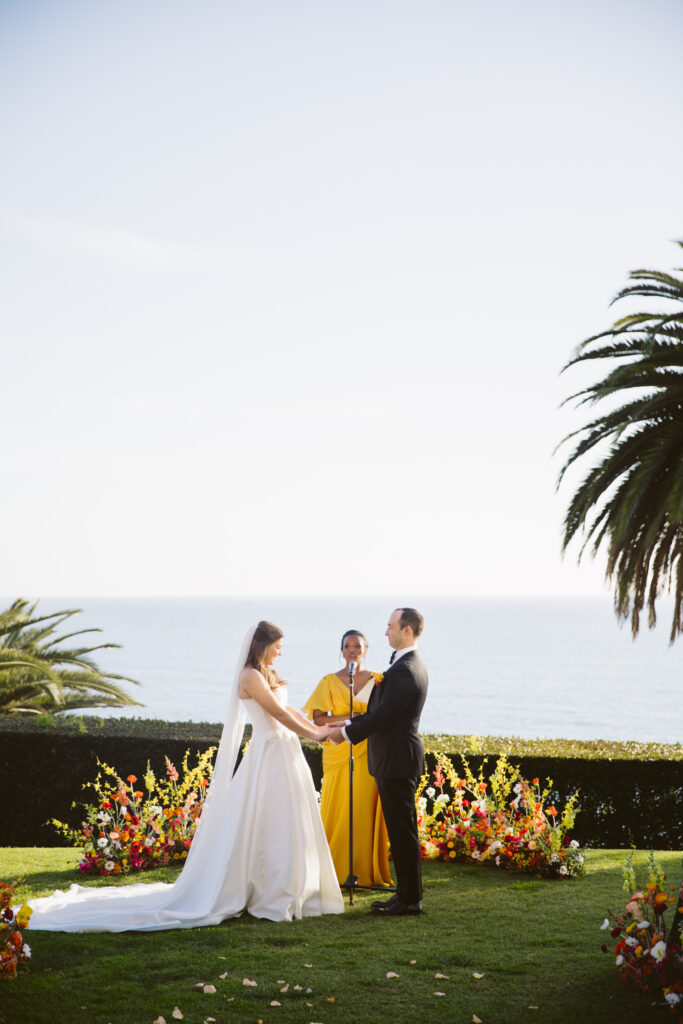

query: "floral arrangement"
(415, 752), (584, 879)
(602, 851), (683, 1017)
(370, 672), (384, 687)
(1, 881), (32, 979)
(51, 748), (216, 876)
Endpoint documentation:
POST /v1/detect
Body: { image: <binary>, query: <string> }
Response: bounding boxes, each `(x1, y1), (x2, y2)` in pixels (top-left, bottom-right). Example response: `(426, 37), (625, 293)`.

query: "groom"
(328, 607), (428, 916)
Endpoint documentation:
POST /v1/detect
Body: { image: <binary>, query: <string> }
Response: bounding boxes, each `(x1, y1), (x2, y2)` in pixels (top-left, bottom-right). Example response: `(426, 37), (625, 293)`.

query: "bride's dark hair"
(245, 620), (284, 690)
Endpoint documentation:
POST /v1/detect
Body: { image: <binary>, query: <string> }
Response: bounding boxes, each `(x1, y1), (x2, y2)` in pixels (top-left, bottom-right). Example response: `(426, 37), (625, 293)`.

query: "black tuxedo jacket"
(345, 650), (428, 779)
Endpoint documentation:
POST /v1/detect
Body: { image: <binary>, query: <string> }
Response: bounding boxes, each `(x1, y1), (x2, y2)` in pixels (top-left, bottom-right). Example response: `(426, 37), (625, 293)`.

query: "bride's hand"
(320, 725), (345, 745)
(313, 722), (340, 743)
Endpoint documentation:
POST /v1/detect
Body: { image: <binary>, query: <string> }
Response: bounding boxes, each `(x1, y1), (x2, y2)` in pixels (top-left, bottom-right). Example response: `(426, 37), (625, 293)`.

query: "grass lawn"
(1, 847), (679, 1024)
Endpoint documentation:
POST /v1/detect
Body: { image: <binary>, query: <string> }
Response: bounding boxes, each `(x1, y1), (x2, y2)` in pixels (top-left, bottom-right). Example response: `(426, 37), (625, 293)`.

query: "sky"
(1, 0), (682, 599)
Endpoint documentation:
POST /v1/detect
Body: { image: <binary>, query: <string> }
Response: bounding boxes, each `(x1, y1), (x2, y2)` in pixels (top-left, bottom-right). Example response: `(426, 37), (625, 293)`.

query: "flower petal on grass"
(386, 971), (399, 979)
(270, 1000), (281, 1007)
(172, 1010), (184, 1021)
(304, 963), (313, 968)
(280, 984), (289, 992)
(153, 1018), (166, 1024)
(327, 996), (335, 1002)
(242, 978), (257, 987)
(435, 972), (449, 979)
(473, 972), (485, 979)
(219, 972), (228, 980)
(203, 985), (216, 994)
(276, 979), (286, 984)
(293, 985), (303, 991)
(473, 1016), (483, 1023)
(410, 959), (417, 964)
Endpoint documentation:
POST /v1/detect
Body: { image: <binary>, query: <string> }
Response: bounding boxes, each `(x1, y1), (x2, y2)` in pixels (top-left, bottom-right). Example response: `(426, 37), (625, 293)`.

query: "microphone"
(348, 661), (357, 679)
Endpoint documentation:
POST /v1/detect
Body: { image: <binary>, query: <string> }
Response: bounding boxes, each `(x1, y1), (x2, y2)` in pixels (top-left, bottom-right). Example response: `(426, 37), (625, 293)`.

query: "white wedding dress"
(23, 632), (344, 932)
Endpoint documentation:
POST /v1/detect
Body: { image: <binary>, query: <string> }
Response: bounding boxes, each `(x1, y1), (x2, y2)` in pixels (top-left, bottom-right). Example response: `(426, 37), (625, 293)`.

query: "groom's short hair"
(397, 607), (424, 638)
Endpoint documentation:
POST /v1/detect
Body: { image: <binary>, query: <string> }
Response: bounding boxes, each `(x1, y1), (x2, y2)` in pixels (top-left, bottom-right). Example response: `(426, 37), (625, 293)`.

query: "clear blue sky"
(2, 0), (682, 598)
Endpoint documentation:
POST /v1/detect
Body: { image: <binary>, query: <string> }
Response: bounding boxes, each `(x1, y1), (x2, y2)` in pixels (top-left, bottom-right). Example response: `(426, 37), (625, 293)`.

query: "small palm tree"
(0, 599), (143, 715)
(557, 241), (683, 642)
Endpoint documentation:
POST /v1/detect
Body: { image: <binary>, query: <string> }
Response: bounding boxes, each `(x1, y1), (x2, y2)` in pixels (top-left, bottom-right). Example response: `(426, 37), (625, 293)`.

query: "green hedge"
(2, 718), (681, 848)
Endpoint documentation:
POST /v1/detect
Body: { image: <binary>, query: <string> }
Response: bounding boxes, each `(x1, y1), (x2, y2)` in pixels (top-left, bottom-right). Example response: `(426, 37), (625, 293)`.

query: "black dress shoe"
(370, 893), (400, 909)
(371, 900), (422, 916)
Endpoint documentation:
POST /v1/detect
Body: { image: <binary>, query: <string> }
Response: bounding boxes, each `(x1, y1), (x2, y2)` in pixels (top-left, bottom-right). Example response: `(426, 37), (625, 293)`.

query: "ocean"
(24, 596), (681, 744)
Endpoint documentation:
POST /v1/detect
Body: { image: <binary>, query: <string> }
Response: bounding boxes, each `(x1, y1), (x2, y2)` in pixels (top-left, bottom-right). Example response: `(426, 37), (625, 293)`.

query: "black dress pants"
(376, 774), (422, 905)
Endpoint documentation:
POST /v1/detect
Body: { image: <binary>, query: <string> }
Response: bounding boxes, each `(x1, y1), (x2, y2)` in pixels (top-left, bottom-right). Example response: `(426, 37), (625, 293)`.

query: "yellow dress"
(303, 673), (392, 888)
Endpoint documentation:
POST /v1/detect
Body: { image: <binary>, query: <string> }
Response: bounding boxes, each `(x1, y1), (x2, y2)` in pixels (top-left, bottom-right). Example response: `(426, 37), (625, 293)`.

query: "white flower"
(97, 837), (108, 848)
(97, 812), (111, 823)
(23, 943), (31, 958)
(576, 854), (585, 866)
(435, 793), (449, 807)
(559, 865), (568, 876)
(144, 837), (155, 847)
(615, 955), (624, 966)
(637, 920), (651, 930)
(417, 797), (427, 814)
(426, 787), (436, 799)
(109, 831), (120, 841)
(600, 919), (610, 930)
(105, 860), (115, 871)
(495, 855), (501, 866)
(513, 783), (522, 794)
(550, 854), (560, 864)
(650, 940), (667, 962)
(570, 840), (579, 848)
(665, 992), (680, 1006)
(625, 937), (638, 947)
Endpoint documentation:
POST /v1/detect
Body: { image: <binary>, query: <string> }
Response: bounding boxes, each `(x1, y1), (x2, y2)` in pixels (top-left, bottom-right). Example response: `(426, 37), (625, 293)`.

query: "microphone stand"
(342, 661), (396, 905)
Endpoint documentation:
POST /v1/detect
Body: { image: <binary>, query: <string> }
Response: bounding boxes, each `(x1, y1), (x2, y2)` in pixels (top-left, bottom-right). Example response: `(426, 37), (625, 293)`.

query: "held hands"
(324, 726), (346, 745)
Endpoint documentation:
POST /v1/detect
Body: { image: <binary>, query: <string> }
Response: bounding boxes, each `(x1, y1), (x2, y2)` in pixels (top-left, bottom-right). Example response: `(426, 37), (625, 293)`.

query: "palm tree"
(0, 599), (143, 715)
(557, 240), (683, 642)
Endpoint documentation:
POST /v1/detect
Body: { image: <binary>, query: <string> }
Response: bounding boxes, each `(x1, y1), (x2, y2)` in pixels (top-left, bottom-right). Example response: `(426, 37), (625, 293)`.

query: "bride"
(24, 621), (345, 930)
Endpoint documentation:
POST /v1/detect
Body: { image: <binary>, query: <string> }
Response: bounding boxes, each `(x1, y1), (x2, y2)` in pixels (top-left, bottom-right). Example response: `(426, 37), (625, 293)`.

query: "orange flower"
(547, 806), (557, 817)
(478, 783), (487, 792)
(127, 775), (137, 784)
(134, 791), (144, 799)
(532, 777), (539, 785)
(11, 932), (22, 948)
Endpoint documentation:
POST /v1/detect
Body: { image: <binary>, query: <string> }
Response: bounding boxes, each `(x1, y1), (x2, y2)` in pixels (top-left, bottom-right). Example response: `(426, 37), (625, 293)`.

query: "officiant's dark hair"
(246, 620), (284, 690)
(340, 629), (367, 654)
(397, 607), (424, 638)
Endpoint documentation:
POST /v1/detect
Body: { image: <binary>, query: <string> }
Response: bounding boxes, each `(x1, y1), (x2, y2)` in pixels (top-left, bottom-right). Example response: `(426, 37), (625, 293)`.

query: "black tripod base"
(342, 874), (397, 904)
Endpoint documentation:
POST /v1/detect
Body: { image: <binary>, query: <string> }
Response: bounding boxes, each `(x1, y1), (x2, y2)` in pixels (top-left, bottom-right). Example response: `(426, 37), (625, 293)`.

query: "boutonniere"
(370, 672), (384, 687)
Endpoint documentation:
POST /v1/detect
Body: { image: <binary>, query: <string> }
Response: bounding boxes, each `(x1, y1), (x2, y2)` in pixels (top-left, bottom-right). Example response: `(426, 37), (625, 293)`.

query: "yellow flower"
(635, 946), (643, 958)
(16, 903), (33, 929)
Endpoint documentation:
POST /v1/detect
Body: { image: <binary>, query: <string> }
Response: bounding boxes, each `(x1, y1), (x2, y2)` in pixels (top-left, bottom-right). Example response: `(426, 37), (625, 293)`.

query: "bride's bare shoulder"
(238, 666), (264, 697)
